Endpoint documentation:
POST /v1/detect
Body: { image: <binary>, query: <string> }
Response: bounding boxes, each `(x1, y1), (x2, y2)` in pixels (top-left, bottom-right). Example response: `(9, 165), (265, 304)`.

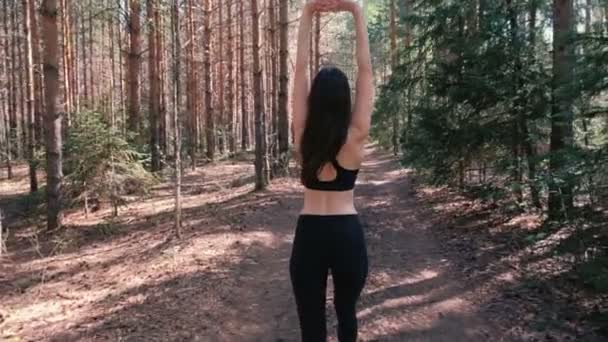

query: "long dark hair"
(300, 66), (352, 186)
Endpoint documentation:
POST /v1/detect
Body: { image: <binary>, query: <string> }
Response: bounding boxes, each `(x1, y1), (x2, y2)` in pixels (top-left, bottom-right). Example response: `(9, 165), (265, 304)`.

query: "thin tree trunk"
(240, 0), (249, 151)
(158, 12), (167, 156)
(522, 0), (542, 209)
(10, 2), (22, 160)
(109, 10), (116, 127)
(268, 0), (278, 174)
(218, 0), (225, 154)
(251, 0), (268, 190)
(227, 0), (235, 153)
(23, 0), (38, 192)
(88, 0), (95, 108)
(81, 14), (88, 105)
(127, 0), (141, 136)
(1, 80), (12, 179)
(16, 4), (27, 158)
(171, 0), (182, 238)
(148, 0), (161, 171)
(549, 0), (575, 219)
(204, 0), (215, 160)
(28, 0), (43, 144)
(507, 0), (523, 203)
(41, 0), (63, 230)
(277, 0), (289, 174)
(60, 0), (72, 123)
(186, 0), (196, 169)
(390, 0), (399, 155)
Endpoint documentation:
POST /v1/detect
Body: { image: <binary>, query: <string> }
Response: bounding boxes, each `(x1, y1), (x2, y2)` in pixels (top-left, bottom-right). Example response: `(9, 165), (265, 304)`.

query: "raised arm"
(344, 1), (374, 141)
(291, 3), (315, 154)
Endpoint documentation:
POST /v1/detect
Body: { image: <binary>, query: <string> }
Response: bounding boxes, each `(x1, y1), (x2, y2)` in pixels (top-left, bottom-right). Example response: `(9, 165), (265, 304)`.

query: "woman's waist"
(301, 189), (357, 216)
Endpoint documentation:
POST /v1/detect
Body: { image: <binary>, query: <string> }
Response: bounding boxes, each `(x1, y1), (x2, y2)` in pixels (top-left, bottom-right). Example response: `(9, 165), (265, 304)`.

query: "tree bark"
(127, 0), (141, 136)
(549, 0), (575, 219)
(204, 0), (215, 160)
(186, 0), (197, 169)
(240, 0), (249, 151)
(88, 0), (95, 107)
(28, 0), (43, 144)
(16, 4), (26, 157)
(171, 0), (182, 237)
(217, 0), (225, 154)
(520, 0), (542, 209)
(41, 0), (63, 230)
(23, 0), (38, 192)
(60, 0), (72, 124)
(277, 0), (289, 174)
(251, 0), (269, 190)
(390, 0), (399, 155)
(1, 0), (12, 179)
(10, 2), (22, 159)
(147, 0), (161, 171)
(227, 0), (236, 153)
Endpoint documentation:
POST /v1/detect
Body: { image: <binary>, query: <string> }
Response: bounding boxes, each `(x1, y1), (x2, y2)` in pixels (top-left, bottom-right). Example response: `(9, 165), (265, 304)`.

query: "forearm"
(292, 5), (315, 140)
(352, 6), (372, 73)
(295, 7), (314, 74)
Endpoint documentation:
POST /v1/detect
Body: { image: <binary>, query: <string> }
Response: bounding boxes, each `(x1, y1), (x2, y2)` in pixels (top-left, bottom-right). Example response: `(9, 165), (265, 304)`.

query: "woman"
(289, 0), (374, 341)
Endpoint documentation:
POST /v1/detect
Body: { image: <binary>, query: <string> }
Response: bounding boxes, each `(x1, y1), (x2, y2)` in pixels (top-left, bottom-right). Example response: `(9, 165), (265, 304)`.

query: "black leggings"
(289, 215), (368, 342)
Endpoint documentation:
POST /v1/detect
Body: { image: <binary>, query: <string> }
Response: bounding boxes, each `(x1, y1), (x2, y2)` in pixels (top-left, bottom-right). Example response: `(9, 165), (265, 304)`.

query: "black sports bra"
(304, 159), (360, 191)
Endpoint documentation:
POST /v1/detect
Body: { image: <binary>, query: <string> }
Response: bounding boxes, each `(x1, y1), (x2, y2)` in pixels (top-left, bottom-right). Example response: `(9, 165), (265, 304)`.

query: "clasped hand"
(305, 0), (358, 13)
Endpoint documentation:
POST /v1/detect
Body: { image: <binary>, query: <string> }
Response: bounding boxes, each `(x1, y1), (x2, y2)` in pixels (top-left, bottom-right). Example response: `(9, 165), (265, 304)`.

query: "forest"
(1, 0), (607, 340)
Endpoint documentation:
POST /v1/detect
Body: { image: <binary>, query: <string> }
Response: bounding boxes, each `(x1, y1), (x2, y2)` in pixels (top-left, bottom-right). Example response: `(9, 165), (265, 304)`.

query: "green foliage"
(370, 0), (608, 214)
(64, 111), (157, 211)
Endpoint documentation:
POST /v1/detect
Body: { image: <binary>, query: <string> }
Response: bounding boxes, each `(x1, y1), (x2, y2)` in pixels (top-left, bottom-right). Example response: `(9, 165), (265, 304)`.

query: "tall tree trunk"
(29, 0), (43, 144)
(240, 0), (249, 151)
(148, 0), (161, 171)
(251, 0), (269, 190)
(10, 2), (22, 159)
(507, 0), (523, 203)
(60, 0), (72, 124)
(2, 0), (12, 174)
(88, 1), (95, 108)
(41, 0), (63, 230)
(81, 14), (88, 105)
(16, 4), (26, 157)
(549, 0), (575, 219)
(204, 0), (215, 160)
(158, 11), (167, 156)
(277, 0), (289, 174)
(109, 9), (117, 126)
(227, 0), (236, 153)
(268, 0), (278, 174)
(127, 0), (141, 136)
(186, 0), (196, 169)
(218, 0), (225, 154)
(390, 0), (399, 155)
(171, 0), (182, 238)
(23, 0), (38, 192)
(1, 56), (12, 179)
(521, 0), (542, 209)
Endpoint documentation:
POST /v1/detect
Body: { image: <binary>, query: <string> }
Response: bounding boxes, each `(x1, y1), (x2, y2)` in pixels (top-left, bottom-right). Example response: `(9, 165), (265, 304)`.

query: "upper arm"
(350, 68), (375, 142)
(292, 67), (308, 152)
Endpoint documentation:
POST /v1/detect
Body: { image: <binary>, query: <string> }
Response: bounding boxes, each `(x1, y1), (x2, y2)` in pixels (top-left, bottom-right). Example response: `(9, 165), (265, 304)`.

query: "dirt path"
(1, 146), (499, 341)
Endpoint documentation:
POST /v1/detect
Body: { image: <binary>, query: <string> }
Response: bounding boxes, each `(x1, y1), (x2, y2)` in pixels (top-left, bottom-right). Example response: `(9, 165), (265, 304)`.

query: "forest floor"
(0, 145), (605, 341)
